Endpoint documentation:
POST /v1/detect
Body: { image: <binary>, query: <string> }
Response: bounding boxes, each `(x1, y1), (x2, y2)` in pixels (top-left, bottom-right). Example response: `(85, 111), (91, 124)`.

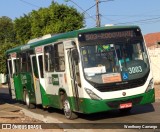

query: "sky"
(0, 0), (160, 35)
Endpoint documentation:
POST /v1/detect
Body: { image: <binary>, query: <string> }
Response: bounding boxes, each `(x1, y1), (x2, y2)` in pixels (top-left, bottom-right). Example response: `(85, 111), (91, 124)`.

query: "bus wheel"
(62, 97), (78, 119)
(24, 90), (35, 109)
(119, 108), (132, 113)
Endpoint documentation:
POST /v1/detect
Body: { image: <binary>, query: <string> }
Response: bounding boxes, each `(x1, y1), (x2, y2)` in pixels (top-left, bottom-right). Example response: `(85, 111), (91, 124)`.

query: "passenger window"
(13, 59), (20, 73)
(38, 55), (44, 78)
(32, 56), (39, 78)
(20, 53), (27, 72)
(8, 60), (13, 78)
(44, 45), (54, 72)
(54, 43), (65, 72)
(19, 52), (32, 72)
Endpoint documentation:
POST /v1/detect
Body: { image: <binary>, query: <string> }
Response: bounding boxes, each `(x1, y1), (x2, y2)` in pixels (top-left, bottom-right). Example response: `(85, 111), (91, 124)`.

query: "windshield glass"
(80, 40), (149, 84)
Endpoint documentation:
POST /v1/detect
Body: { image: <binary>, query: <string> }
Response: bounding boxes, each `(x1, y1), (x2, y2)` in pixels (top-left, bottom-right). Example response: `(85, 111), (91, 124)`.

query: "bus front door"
(67, 48), (80, 111)
(30, 55), (42, 105)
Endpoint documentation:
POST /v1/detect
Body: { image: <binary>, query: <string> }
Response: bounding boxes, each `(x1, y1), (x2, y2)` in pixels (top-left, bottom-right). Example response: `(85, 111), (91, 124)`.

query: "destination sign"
(78, 29), (139, 42)
(11, 52), (17, 58)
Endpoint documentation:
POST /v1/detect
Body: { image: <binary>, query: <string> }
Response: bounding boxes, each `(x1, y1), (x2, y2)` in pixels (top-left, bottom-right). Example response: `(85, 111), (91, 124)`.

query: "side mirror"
(72, 49), (79, 64)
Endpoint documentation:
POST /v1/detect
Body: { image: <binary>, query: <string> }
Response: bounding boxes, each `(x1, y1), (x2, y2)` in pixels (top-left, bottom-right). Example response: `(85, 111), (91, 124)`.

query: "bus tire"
(24, 90), (35, 109)
(62, 95), (78, 119)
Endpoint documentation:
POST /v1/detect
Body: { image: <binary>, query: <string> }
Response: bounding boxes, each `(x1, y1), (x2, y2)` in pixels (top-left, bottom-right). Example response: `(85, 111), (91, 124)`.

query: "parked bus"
(6, 26), (155, 119)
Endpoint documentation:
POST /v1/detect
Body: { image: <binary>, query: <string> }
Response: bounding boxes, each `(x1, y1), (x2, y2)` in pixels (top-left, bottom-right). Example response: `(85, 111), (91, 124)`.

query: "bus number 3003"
(128, 66), (142, 74)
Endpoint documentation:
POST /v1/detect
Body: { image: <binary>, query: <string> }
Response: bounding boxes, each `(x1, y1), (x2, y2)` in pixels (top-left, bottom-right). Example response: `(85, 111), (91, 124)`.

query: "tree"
(14, 14), (32, 44)
(45, 2), (84, 33)
(14, 2), (84, 43)
(0, 16), (17, 74)
(29, 8), (50, 38)
(0, 16), (15, 44)
(0, 2), (84, 73)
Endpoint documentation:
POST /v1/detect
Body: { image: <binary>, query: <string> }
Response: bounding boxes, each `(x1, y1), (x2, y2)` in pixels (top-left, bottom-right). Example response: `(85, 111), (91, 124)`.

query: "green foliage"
(0, 2), (84, 73)
(48, 2), (84, 33)
(0, 16), (17, 73)
(0, 16), (15, 43)
(14, 14), (32, 44)
(13, 2), (84, 43)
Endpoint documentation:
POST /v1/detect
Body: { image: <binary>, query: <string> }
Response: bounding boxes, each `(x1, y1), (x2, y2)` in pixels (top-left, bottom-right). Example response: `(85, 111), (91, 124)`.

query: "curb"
(21, 108), (62, 123)
(155, 99), (160, 102)
(21, 107), (67, 130)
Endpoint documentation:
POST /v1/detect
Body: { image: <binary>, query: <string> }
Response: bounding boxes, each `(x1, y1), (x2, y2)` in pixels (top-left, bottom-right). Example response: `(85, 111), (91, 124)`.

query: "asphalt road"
(0, 87), (160, 130)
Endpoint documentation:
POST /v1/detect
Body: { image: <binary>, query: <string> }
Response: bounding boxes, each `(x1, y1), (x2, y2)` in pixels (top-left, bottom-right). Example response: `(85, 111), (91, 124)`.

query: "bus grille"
(95, 72), (149, 92)
(106, 96), (143, 109)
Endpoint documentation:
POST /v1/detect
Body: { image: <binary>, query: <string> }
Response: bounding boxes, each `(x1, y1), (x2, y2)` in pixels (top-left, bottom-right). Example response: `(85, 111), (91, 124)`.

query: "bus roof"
(6, 25), (140, 54)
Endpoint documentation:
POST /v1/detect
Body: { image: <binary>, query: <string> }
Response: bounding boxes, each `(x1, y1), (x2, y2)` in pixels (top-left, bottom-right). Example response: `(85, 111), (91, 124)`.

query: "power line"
(101, 15), (118, 23)
(100, 13), (160, 26)
(103, 15), (160, 25)
(92, 0), (160, 26)
(65, 0), (96, 21)
(66, 0), (113, 27)
(82, 3), (96, 15)
(107, 7), (160, 22)
(19, 0), (40, 8)
(85, 1), (160, 27)
(103, 15), (160, 17)
(115, 16), (160, 25)
(18, 0), (160, 27)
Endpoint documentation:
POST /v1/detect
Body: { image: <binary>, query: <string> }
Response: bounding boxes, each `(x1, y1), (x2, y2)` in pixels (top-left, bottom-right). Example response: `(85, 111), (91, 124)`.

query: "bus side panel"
(13, 72), (36, 103)
(47, 94), (61, 109)
(39, 83), (50, 107)
(44, 72), (62, 109)
(13, 74), (23, 100)
(39, 82), (62, 109)
(23, 72), (36, 104)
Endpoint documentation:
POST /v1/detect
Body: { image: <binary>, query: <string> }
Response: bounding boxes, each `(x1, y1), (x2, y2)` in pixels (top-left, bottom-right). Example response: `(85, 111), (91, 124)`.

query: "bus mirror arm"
(72, 49), (79, 64)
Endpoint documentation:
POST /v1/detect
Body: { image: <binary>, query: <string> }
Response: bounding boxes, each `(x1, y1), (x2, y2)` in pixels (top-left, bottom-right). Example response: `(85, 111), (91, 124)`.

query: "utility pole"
(96, 0), (100, 27)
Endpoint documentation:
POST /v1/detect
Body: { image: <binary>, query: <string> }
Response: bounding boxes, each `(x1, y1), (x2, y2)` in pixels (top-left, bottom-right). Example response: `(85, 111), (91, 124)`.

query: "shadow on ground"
(0, 87), (155, 122)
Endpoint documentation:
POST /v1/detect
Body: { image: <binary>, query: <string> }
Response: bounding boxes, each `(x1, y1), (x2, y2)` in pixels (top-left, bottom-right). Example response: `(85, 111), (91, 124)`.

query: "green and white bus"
(6, 26), (155, 119)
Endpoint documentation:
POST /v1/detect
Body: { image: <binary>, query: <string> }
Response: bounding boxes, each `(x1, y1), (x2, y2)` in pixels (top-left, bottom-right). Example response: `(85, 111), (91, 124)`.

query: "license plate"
(120, 103), (132, 109)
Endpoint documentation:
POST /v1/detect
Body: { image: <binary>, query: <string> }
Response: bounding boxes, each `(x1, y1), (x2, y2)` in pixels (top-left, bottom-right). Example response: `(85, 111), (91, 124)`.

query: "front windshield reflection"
(81, 41), (149, 84)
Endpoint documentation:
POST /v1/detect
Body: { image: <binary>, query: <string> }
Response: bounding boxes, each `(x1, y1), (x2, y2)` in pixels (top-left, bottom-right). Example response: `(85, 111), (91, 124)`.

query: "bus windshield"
(80, 40), (149, 85)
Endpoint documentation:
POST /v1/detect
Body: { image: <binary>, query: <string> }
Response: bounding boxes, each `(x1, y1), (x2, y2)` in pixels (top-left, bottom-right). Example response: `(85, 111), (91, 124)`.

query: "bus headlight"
(146, 78), (154, 92)
(85, 88), (102, 100)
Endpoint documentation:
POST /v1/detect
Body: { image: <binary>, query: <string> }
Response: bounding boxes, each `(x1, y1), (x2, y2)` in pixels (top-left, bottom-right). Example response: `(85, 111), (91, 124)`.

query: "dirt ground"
(0, 112), (63, 132)
(0, 111), (43, 123)
(154, 84), (160, 100)
(0, 85), (63, 131)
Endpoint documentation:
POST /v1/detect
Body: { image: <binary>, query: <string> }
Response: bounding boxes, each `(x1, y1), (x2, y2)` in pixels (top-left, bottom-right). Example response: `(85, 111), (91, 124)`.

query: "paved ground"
(0, 84), (160, 132)
(155, 84), (160, 101)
